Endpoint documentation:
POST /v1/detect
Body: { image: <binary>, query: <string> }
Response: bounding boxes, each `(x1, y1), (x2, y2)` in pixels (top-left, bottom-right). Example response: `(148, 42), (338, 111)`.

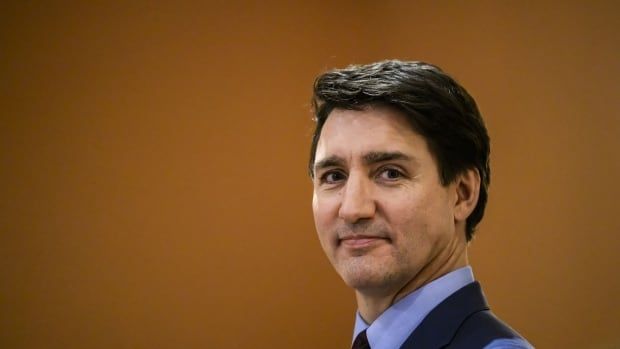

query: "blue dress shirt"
(352, 266), (533, 349)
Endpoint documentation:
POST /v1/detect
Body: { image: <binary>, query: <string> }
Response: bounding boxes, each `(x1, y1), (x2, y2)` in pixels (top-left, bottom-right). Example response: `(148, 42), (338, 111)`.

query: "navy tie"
(352, 329), (371, 349)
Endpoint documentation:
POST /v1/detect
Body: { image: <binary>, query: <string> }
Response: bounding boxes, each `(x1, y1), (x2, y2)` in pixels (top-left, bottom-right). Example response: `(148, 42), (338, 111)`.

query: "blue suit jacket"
(399, 282), (526, 348)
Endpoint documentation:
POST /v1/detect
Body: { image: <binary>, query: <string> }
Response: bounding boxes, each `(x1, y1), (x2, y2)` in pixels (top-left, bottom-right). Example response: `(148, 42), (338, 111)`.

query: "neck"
(355, 241), (469, 324)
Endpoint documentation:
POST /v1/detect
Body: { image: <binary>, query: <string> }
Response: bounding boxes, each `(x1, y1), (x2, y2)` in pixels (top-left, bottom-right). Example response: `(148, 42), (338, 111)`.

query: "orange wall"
(1, 2), (618, 348)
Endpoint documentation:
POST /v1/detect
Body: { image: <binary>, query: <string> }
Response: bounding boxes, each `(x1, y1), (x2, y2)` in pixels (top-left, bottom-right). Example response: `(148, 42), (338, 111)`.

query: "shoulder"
(399, 282), (532, 349)
(449, 310), (532, 348)
(483, 338), (534, 349)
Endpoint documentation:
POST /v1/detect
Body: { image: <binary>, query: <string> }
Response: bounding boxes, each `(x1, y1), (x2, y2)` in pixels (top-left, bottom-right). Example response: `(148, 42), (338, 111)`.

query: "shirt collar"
(352, 266), (475, 349)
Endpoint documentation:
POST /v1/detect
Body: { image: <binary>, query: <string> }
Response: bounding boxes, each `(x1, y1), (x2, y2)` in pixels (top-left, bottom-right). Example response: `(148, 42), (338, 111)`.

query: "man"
(309, 60), (532, 349)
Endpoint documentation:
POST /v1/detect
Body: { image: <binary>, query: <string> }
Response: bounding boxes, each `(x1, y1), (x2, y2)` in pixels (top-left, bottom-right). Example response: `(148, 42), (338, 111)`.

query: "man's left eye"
(379, 168), (403, 180)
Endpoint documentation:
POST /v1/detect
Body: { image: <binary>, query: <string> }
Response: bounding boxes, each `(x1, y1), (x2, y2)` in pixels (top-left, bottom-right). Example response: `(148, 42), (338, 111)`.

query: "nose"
(338, 173), (376, 223)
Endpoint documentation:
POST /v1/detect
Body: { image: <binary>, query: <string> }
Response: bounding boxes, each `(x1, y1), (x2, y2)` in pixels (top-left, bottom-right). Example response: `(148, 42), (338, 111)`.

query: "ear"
(453, 168), (481, 223)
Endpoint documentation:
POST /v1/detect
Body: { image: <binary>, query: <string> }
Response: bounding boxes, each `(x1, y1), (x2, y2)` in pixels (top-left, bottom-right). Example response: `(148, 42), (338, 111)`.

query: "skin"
(312, 106), (480, 323)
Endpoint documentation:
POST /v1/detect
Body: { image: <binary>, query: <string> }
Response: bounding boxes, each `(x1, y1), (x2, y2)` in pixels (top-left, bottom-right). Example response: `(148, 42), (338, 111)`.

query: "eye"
(378, 168), (404, 181)
(321, 170), (347, 184)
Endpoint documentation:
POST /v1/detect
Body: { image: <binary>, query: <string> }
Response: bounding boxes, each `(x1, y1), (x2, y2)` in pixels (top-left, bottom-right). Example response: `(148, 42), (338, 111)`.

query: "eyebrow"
(313, 151), (415, 173)
(362, 151), (412, 165)
(313, 155), (345, 174)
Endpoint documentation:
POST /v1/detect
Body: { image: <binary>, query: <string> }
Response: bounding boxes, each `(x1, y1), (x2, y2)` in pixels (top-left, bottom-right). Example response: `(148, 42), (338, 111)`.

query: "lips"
(339, 235), (387, 249)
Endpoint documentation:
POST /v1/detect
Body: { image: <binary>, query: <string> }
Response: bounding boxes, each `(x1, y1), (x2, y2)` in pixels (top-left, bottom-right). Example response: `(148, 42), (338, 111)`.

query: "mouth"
(339, 235), (389, 249)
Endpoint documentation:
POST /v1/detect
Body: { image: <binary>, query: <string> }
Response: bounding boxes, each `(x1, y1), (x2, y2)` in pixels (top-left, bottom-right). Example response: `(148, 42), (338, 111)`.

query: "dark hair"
(309, 60), (490, 240)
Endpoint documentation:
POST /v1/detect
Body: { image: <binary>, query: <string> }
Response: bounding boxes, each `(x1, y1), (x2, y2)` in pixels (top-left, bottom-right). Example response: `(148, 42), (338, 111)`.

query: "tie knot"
(352, 329), (371, 349)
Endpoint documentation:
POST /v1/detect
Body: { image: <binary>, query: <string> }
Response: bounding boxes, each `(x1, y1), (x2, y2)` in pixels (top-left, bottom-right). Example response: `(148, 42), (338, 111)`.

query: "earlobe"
(454, 168), (481, 222)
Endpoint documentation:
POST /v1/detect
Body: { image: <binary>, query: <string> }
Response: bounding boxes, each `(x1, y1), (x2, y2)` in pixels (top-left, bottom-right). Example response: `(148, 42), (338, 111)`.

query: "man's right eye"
(321, 171), (347, 184)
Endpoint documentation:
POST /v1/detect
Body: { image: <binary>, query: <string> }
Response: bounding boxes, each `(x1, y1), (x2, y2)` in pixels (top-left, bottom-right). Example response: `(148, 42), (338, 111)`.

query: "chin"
(337, 265), (391, 291)
(344, 279), (380, 291)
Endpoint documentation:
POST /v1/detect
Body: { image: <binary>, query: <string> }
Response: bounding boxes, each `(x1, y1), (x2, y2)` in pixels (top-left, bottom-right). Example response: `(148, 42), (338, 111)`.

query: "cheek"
(312, 194), (326, 229)
(312, 193), (337, 241)
(402, 196), (454, 243)
(311, 192), (319, 222)
(386, 194), (427, 225)
(312, 189), (341, 219)
(386, 195), (440, 242)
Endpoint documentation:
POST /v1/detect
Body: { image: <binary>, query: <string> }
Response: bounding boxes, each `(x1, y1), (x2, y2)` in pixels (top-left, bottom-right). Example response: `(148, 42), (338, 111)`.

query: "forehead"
(314, 106), (429, 163)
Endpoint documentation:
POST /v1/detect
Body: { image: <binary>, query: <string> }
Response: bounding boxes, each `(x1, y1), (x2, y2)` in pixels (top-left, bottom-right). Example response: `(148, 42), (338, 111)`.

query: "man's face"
(312, 106), (465, 295)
